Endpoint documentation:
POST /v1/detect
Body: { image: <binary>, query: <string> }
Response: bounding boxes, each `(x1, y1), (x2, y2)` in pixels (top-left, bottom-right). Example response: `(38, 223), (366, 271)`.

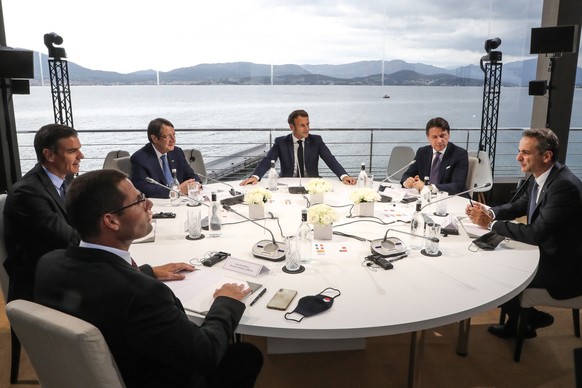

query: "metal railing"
(15, 127), (582, 181)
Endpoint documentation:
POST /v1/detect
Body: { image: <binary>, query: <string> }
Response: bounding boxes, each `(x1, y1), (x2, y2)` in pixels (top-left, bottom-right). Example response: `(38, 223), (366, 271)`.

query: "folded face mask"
(284, 287), (341, 322)
(472, 231), (506, 250)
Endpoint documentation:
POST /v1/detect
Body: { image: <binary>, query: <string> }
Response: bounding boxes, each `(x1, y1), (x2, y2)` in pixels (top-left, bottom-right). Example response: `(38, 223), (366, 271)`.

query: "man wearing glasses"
(34, 169), (263, 387)
(131, 118), (202, 198)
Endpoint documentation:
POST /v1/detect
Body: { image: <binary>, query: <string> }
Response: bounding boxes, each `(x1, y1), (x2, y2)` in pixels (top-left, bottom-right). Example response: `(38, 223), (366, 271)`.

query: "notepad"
(165, 270), (261, 315)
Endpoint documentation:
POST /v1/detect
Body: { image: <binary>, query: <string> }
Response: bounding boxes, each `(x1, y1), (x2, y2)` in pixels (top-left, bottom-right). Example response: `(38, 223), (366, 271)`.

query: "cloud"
(1, 0), (553, 73)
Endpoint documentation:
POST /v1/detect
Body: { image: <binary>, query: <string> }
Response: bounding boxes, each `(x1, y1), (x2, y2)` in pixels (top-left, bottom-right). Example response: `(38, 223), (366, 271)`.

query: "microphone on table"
(196, 173), (244, 205)
(508, 175), (532, 203)
(378, 159), (416, 202)
(288, 157), (308, 194)
(222, 205), (286, 262)
(370, 228), (438, 257)
(419, 182), (492, 212)
(146, 177), (211, 229)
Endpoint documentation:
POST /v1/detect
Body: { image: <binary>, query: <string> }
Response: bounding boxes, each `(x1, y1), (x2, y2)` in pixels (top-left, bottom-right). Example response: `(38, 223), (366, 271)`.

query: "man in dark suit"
(240, 110), (356, 185)
(401, 117), (468, 195)
(131, 118), (202, 198)
(466, 128), (582, 338)
(3, 124), (82, 303)
(34, 169), (263, 388)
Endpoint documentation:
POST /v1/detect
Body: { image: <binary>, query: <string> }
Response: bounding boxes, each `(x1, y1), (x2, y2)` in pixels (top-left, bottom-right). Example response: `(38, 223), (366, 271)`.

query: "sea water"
(11, 85), (582, 175)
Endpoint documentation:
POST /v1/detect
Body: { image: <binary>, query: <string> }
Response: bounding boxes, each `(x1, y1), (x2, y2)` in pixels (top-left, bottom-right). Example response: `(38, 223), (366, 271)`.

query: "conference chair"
(110, 156), (132, 177)
(466, 150), (493, 203)
(102, 150), (130, 169)
(386, 146), (415, 183)
(512, 289), (582, 362)
(6, 299), (126, 388)
(0, 193), (22, 384)
(183, 148), (207, 184)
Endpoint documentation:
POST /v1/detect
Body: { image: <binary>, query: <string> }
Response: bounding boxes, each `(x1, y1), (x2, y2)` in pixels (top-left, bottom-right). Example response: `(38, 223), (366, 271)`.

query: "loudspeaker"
(530, 25), (578, 55)
(0, 48), (34, 79)
(528, 80), (547, 96)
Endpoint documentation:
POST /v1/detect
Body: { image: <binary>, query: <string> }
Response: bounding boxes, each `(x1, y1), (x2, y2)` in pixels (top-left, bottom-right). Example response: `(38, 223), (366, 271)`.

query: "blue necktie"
(59, 182), (66, 201)
(528, 182), (538, 223)
(430, 152), (441, 184)
(161, 154), (172, 185)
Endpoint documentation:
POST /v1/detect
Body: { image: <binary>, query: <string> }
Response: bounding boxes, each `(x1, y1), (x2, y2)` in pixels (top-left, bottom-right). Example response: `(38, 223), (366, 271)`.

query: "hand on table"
(152, 262), (196, 281)
(214, 283), (251, 301)
(342, 176), (357, 185)
(465, 202), (493, 228)
(240, 177), (258, 186)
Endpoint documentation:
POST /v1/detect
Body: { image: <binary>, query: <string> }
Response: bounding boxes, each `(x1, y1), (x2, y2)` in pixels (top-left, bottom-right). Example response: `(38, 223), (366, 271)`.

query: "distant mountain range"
(29, 53), (582, 87)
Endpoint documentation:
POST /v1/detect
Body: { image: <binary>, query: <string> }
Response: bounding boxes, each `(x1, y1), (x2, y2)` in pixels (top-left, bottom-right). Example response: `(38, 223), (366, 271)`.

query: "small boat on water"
(383, 94), (390, 99)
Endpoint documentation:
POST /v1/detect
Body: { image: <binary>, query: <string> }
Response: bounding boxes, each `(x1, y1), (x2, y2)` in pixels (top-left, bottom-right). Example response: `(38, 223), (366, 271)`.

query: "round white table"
(131, 178), (538, 387)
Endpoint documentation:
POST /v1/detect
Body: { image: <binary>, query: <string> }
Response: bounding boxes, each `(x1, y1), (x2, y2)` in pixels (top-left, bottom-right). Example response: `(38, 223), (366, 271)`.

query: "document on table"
(459, 217), (488, 238)
(165, 270), (261, 315)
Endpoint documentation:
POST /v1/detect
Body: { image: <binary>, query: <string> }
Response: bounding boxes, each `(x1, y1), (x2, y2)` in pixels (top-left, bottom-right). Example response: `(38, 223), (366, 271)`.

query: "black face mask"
(471, 231), (506, 251)
(284, 287), (341, 322)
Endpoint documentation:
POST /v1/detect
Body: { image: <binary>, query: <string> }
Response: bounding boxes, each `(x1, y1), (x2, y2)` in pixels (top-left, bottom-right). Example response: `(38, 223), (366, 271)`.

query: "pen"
(250, 288), (267, 306)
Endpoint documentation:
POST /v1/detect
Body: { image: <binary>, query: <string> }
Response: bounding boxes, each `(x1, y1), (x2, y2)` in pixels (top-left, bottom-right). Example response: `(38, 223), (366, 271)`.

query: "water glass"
(366, 174), (374, 188)
(424, 222), (441, 255)
(284, 237), (301, 271)
(436, 191), (448, 216)
(187, 181), (201, 205)
(186, 209), (202, 239)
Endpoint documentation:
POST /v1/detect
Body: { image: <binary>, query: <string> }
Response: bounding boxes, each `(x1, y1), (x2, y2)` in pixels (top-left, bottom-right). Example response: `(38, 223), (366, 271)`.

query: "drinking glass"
(284, 237), (301, 271)
(186, 209), (202, 239)
(436, 191), (448, 216)
(424, 222), (441, 255)
(187, 181), (201, 206)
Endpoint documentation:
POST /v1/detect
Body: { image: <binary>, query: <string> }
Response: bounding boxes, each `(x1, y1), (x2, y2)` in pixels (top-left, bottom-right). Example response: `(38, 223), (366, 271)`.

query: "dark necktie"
(430, 152), (441, 184)
(131, 258), (140, 270)
(59, 182), (66, 201)
(161, 154), (172, 185)
(297, 140), (305, 178)
(528, 182), (539, 223)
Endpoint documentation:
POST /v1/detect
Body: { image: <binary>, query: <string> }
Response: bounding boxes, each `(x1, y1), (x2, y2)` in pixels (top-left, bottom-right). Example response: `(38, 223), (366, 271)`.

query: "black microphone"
(288, 154), (308, 194)
(508, 175), (532, 203)
(146, 177), (211, 228)
(419, 182), (492, 212)
(222, 205), (286, 262)
(197, 173), (241, 196)
(378, 159), (416, 202)
(370, 228), (439, 257)
(381, 159), (416, 185)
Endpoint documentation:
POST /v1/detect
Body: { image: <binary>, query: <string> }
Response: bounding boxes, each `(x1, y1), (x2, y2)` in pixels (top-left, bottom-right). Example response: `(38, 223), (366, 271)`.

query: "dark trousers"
(204, 342), (263, 388)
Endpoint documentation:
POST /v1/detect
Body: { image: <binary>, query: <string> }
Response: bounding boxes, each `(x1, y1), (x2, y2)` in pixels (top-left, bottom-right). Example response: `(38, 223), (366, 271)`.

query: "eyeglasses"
(158, 133), (176, 140)
(108, 193), (147, 214)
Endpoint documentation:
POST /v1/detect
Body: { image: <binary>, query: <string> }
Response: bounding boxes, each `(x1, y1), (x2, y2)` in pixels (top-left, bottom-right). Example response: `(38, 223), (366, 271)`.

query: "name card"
(223, 257), (270, 277)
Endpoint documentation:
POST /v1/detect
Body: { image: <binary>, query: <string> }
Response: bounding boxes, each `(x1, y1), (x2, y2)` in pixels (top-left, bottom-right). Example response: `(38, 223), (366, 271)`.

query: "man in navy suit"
(131, 118), (202, 198)
(467, 128), (582, 338)
(240, 110), (356, 186)
(35, 169), (262, 387)
(401, 117), (468, 195)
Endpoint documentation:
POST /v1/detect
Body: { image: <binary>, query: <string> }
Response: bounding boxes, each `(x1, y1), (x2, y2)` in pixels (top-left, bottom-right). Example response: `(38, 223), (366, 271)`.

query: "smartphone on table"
(266, 288), (298, 311)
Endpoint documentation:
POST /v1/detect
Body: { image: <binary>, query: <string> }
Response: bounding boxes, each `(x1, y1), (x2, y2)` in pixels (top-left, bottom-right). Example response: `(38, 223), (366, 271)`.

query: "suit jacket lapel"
(36, 164), (67, 212)
(146, 143), (166, 183)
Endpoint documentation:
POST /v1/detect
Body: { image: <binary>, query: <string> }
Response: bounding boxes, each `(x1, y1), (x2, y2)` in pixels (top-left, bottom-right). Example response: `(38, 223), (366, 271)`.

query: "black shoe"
(488, 324), (537, 339)
(528, 310), (554, 330)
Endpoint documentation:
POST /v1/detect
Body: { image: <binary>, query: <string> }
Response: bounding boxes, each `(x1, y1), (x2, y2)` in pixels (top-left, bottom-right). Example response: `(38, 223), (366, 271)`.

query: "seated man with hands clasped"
(240, 109), (357, 186)
(466, 128), (582, 339)
(131, 117), (202, 198)
(401, 117), (468, 195)
(34, 169), (263, 388)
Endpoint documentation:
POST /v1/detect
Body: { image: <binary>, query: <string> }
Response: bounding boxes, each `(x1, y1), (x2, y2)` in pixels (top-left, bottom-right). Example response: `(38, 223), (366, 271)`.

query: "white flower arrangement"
(243, 187), (272, 206)
(304, 178), (333, 194)
(307, 204), (339, 226)
(349, 187), (381, 203)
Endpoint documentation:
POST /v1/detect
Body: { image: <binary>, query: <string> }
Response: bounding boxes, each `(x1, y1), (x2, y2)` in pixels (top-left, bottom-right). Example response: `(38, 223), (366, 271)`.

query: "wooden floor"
(1, 299), (580, 388)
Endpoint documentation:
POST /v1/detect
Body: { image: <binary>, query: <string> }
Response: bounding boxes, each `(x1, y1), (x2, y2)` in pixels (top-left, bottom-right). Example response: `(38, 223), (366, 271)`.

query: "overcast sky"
(3, 0), (548, 74)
